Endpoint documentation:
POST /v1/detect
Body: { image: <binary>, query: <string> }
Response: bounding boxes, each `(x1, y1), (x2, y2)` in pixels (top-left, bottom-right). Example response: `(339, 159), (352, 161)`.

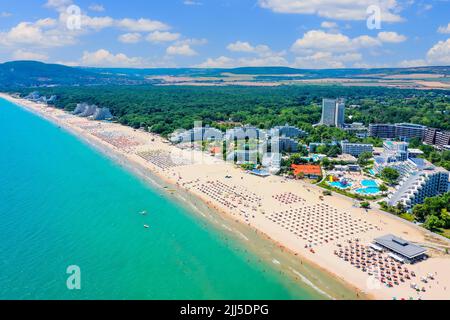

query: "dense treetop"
(18, 85), (450, 137)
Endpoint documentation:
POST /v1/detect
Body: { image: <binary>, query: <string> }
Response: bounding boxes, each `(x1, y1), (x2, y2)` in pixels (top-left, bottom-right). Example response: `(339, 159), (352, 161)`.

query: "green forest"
(16, 84), (450, 138)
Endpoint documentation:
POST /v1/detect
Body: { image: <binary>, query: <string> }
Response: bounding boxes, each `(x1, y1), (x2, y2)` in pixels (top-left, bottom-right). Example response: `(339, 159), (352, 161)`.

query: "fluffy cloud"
(80, 49), (148, 67)
(147, 31), (181, 43)
(438, 23), (450, 34)
(45, 0), (73, 11)
(294, 52), (362, 69)
(118, 33), (142, 44)
(1, 1), (171, 50)
(291, 30), (380, 54)
(197, 55), (288, 68)
(291, 29), (406, 55)
(426, 38), (450, 65)
(0, 21), (76, 47)
(116, 18), (169, 32)
(320, 21), (338, 29)
(398, 59), (428, 68)
(12, 49), (49, 61)
(258, 0), (403, 22)
(166, 44), (197, 56)
(226, 41), (276, 56)
(377, 31), (407, 43)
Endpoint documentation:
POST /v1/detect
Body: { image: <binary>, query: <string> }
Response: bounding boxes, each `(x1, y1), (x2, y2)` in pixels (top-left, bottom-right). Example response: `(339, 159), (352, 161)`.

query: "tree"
(379, 184), (388, 192)
(408, 137), (423, 148)
(321, 157), (332, 170)
(360, 202), (371, 209)
(424, 215), (443, 231)
(297, 172), (305, 180)
(357, 151), (373, 167)
(326, 145), (341, 158)
(381, 167), (400, 185)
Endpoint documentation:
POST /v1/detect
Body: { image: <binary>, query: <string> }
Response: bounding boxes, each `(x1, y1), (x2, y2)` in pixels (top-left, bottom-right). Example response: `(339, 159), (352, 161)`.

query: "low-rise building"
(225, 126), (265, 141)
(291, 164), (322, 179)
(374, 235), (427, 264)
(340, 141), (373, 157)
(170, 126), (223, 144)
(269, 124), (307, 138)
(369, 124), (396, 139)
(369, 123), (426, 141)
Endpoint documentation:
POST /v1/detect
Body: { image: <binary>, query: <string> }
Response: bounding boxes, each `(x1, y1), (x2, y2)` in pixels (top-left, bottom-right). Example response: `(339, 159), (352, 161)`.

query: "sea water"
(0, 98), (322, 300)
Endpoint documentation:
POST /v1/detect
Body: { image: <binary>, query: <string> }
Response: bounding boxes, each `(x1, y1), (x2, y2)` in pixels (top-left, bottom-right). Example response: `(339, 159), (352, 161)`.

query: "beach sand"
(2, 92), (449, 300)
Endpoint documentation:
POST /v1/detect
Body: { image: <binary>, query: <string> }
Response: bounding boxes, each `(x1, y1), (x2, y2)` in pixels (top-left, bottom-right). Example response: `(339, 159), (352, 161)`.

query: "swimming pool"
(369, 169), (376, 176)
(356, 187), (380, 195)
(361, 180), (378, 188)
(329, 181), (353, 189)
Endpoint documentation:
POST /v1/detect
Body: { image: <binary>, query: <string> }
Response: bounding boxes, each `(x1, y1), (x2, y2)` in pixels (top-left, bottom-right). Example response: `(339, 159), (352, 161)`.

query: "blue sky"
(0, 0), (449, 68)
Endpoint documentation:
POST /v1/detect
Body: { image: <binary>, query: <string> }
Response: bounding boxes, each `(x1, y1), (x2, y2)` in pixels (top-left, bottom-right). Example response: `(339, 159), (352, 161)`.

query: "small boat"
(140, 210), (147, 215)
(144, 224), (150, 229)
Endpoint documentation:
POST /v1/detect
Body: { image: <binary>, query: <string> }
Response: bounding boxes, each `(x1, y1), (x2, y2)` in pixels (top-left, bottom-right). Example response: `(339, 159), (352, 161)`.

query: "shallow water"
(0, 98), (326, 300)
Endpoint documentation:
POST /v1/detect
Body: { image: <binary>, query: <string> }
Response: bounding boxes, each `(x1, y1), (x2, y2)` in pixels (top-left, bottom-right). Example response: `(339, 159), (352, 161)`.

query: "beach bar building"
(374, 234), (427, 264)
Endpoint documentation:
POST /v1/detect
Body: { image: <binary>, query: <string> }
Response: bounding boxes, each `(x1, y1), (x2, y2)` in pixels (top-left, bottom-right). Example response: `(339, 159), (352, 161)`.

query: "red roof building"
(291, 164), (322, 178)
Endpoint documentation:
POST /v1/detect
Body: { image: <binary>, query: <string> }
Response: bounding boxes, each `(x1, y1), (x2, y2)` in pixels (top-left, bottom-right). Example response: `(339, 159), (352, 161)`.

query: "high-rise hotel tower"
(319, 98), (346, 128)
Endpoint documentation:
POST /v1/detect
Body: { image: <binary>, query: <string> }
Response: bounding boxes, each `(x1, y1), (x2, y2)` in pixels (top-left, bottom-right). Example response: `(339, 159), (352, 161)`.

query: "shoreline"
(2, 92), (449, 300)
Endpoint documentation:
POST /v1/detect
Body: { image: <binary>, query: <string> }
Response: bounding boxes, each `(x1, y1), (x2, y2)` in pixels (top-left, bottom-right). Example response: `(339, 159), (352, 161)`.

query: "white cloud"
(352, 35), (382, 48)
(197, 55), (288, 68)
(258, 0), (403, 22)
(226, 41), (276, 57)
(0, 1), (171, 50)
(183, 0), (202, 5)
(227, 41), (257, 53)
(81, 49), (148, 67)
(197, 56), (235, 68)
(89, 4), (105, 12)
(118, 33), (142, 44)
(321, 21), (338, 29)
(293, 51), (362, 69)
(0, 21), (76, 47)
(177, 38), (208, 46)
(398, 59), (428, 68)
(238, 56), (288, 67)
(147, 31), (180, 43)
(1, 12), (12, 18)
(438, 23), (450, 34)
(377, 31), (407, 43)
(12, 49), (49, 61)
(116, 18), (169, 32)
(426, 38), (450, 65)
(166, 44), (197, 56)
(35, 18), (58, 28)
(291, 30), (380, 54)
(45, 0), (73, 11)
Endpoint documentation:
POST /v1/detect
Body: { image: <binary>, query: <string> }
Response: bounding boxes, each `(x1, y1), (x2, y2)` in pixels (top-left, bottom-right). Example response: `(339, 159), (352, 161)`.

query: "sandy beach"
(2, 92), (449, 300)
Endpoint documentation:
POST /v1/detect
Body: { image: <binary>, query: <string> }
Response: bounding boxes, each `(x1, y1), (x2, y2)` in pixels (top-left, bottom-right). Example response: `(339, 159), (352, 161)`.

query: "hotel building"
(318, 98), (346, 128)
(387, 158), (449, 210)
(369, 123), (426, 141)
(424, 127), (450, 149)
(340, 141), (373, 157)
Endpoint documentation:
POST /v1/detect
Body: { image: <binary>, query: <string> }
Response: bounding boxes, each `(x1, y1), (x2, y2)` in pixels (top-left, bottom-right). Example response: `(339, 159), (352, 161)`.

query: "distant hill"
(1, 61), (449, 89)
(0, 61), (149, 88)
(86, 65), (450, 79)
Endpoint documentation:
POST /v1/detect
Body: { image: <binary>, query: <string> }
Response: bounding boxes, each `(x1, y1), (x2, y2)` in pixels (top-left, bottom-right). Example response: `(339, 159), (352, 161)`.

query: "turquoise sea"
(0, 98), (322, 300)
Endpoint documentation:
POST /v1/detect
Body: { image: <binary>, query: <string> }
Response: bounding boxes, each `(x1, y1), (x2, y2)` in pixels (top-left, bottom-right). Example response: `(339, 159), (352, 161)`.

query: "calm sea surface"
(0, 98), (322, 299)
